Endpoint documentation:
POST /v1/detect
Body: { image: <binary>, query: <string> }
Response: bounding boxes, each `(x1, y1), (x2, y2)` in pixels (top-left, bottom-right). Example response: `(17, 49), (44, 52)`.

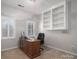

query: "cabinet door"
(31, 42), (40, 58)
(24, 42), (33, 58)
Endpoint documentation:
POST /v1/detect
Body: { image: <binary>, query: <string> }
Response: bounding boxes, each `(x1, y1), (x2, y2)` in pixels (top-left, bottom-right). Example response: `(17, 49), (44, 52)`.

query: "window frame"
(2, 16), (16, 39)
(26, 21), (35, 38)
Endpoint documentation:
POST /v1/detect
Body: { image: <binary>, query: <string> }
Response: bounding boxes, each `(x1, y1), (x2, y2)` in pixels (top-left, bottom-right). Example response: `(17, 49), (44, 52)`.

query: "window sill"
(1, 37), (16, 40)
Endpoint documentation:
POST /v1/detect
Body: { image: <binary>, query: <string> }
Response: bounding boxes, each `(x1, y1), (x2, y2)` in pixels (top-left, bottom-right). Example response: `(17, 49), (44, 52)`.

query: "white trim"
(46, 45), (77, 56)
(41, 1), (65, 13)
(1, 47), (18, 52)
(52, 2), (65, 9)
(2, 37), (16, 40)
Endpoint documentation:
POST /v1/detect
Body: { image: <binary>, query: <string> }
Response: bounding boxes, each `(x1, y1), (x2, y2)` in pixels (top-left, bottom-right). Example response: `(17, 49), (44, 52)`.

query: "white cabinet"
(42, 1), (67, 30)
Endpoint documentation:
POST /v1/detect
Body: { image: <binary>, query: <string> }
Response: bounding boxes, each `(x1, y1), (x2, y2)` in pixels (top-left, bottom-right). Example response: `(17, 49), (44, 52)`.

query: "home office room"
(1, 0), (77, 59)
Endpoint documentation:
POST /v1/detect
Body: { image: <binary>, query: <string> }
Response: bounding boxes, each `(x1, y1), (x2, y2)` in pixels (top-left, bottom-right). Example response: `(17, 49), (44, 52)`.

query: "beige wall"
(38, 0), (77, 54)
(1, 4), (39, 51)
(1, 18), (39, 51)
(1, 19), (25, 50)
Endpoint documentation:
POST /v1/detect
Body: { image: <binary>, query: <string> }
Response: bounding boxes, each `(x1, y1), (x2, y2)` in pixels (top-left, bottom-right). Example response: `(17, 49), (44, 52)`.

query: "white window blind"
(2, 16), (15, 39)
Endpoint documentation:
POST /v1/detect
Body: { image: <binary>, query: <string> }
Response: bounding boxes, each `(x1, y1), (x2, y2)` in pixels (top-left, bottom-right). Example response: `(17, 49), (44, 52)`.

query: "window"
(2, 16), (15, 39)
(26, 21), (35, 38)
(28, 23), (33, 36)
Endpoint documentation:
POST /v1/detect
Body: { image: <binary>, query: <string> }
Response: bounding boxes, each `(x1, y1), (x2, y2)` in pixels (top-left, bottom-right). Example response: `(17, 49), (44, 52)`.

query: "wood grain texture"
(19, 38), (41, 59)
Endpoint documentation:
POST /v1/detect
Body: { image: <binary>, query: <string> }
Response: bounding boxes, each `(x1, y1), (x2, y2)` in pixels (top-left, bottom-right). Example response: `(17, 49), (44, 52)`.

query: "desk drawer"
(29, 41), (40, 46)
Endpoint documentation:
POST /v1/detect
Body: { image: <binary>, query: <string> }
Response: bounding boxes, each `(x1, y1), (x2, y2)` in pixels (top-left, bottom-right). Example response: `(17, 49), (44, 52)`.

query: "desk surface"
(26, 39), (40, 42)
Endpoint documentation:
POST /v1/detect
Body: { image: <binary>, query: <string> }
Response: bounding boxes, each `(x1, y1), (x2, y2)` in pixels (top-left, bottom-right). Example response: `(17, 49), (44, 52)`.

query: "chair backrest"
(37, 33), (45, 45)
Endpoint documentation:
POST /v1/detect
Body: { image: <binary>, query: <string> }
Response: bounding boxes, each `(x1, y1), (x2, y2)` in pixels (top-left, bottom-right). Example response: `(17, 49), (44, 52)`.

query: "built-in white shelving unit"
(43, 10), (52, 30)
(42, 1), (67, 30)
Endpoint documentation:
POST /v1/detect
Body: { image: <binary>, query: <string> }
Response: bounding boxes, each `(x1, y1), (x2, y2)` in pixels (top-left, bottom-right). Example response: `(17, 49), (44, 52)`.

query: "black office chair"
(37, 33), (45, 50)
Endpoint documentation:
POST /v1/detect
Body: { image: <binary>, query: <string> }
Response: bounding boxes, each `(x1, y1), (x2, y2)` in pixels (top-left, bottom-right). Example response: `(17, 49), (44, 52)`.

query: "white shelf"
(42, 1), (67, 30)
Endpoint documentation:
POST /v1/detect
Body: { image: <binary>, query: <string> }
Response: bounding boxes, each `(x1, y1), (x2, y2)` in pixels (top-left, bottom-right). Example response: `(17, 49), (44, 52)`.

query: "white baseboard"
(46, 45), (77, 56)
(1, 47), (18, 52)
(1, 45), (77, 56)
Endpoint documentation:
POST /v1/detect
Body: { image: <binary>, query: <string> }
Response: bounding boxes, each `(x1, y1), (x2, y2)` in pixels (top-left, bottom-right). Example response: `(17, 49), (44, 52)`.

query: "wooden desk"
(19, 37), (41, 59)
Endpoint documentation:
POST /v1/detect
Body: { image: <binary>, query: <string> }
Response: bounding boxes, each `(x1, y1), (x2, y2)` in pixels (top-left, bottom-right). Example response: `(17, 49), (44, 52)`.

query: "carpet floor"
(1, 48), (77, 59)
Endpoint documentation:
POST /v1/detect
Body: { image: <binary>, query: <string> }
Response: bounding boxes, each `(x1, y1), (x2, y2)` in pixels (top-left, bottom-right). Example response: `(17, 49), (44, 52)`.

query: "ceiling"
(1, 0), (64, 15)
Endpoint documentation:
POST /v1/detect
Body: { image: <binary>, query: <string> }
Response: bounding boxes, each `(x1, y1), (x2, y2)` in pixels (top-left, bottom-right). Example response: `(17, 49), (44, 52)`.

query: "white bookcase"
(42, 1), (67, 30)
(43, 10), (52, 30)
